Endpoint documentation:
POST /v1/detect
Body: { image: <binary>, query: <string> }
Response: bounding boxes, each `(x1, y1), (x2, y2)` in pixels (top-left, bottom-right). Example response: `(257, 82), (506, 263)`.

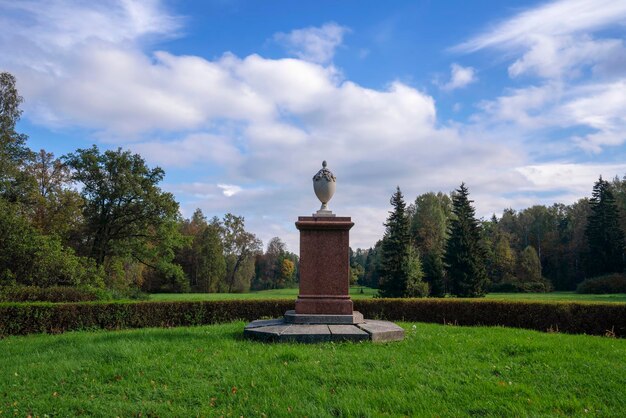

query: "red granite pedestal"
(244, 214), (405, 343)
(295, 216), (354, 315)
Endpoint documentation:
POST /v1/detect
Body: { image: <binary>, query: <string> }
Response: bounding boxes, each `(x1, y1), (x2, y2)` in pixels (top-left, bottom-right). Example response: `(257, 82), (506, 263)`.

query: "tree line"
(4, 70), (624, 299)
(0, 72), (296, 297)
(351, 177), (626, 297)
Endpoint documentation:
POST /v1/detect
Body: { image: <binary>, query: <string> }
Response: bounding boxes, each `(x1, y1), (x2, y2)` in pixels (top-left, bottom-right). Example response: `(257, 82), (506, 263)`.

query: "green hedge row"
(1, 298), (624, 337)
(354, 299), (626, 337)
(0, 286), (104, 302)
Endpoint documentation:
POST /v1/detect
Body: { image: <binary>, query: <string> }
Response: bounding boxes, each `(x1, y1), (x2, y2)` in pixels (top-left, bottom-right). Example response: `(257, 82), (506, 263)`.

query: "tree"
(483, 216), (516, 284)
(63, 146), (185, 288)
(350, 263), (364, 285)
(25, 149), (84, 241)
(173, 209), (226, 293)
(405, 246), (428, 297)
(410, 192), (451, 296)
(194, 223), (226, 292)
(0, 198), (104, 288)
(378, 187), (426, 297)
(585, 176), (625, 276)
(444, 183), (488, 297)
(363, 242), (382, 288)
(0, 72), (34, 203)
(517, 245), (542, 283)
(280, 258), (296, 285)
(220, 213), (262, 292)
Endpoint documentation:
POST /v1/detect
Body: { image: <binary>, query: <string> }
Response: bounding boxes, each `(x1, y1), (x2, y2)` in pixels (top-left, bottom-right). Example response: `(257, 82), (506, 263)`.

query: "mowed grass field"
(149, 286), (378, 301)
(150, 287), (626, 303)
(1, 322), (625, 416)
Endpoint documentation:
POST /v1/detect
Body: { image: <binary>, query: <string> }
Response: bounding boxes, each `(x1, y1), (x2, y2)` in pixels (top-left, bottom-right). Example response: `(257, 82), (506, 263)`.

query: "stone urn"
(313, 161), (336, 216)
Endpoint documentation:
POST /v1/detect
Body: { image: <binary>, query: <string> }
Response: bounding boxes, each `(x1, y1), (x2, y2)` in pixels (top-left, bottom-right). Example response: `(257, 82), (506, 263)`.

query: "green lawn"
(150, 288), (626, 303)
(1, 322), (625, 416)
(486, 292), (626, 303)
(149, 286), (378, 301)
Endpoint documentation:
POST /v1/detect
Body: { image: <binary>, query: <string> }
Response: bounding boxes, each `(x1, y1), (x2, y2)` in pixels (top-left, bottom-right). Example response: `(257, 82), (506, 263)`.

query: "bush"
(490, 280), (552, 293)
(0, 200), (106, 289)
(1, 298), (624, 338)
(577, 274), (626, 294)
(0, 286), (108, 302)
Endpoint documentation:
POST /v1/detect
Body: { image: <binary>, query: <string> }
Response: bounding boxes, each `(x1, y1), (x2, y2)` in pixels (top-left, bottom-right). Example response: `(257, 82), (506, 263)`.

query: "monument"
(244, 161), (404, 343)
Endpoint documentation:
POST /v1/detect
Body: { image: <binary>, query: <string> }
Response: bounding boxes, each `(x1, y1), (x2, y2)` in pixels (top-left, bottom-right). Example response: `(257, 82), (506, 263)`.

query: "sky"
(2, 0), (626, 252)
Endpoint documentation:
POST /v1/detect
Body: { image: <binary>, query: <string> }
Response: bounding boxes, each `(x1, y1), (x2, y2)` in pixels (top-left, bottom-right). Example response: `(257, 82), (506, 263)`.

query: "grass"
(486, 292), (626, 303)
(1, 322), (625, 416)
(149, 286), (378, 301)
(150, 287), (626, 303)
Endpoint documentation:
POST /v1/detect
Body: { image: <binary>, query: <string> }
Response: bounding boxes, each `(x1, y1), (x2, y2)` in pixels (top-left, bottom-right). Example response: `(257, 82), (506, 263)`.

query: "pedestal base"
(284, 310), (364, 324)
(295, 296), (353, 315)
(244, 316), (405, 343)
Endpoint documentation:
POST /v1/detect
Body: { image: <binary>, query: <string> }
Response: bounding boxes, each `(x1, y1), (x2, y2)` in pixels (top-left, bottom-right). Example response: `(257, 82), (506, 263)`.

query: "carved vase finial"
(312, 160), (336, 217)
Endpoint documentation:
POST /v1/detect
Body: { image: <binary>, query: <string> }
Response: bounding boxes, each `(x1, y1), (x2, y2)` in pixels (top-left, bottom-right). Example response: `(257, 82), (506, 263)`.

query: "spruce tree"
(444, 183), (488, 297)
(378, 187), (412, 297)
(585, 176), (625, 276)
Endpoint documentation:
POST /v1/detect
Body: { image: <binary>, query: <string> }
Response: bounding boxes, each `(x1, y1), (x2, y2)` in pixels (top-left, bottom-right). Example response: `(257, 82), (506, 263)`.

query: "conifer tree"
(585, 176), (625, 276)
(444, 183), (488, 297)
(378, 187), (415, 297)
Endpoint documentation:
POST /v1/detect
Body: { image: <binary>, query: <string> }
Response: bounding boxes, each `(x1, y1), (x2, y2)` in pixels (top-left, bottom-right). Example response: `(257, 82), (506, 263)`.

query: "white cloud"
(217, 184), (242, 197)
(273, 22), (349, 64)
(453, 0), (626, 156)
(516, 163), (626, 196)
(4, 0), (626, 251)
(440, 63), (477, 91)
(454, 0), (626, 81)
(507, 34), (624, 79)
(0, 0), (181, 49)
(455, 0), (626, 53)
(131, 133), (243, 168)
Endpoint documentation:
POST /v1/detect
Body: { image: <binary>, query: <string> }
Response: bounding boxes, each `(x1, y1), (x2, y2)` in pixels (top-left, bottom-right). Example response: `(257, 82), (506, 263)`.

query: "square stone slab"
(279, 324), (332, 343)
(328, 325), (369, 341)
(357, 320), (405, 342)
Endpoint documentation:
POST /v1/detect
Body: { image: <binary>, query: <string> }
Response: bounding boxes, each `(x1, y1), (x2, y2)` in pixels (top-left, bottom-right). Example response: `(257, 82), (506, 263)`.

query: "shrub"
(0, 200), (106, 289)
(577, 274), (626, 294)
(1, 298), (624, 338)
(0, 286), (108, 302)
(490, 281), (552, 293)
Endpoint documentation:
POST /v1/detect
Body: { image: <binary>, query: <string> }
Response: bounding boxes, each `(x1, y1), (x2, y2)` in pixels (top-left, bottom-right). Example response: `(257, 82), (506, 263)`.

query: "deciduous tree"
(63, 146), (185, 287)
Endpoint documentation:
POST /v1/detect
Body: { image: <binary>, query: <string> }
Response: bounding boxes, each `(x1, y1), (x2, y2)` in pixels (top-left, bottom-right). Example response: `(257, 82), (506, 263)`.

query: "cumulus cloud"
(273, 22), (349, 64)
(439, 63), (477, 91)
(3, 0), (625, 250)
(515, 162), (626, 203)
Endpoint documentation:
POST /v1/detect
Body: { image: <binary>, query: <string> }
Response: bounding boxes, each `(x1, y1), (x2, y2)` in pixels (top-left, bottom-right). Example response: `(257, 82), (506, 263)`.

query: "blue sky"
(2, 0), (626, 252)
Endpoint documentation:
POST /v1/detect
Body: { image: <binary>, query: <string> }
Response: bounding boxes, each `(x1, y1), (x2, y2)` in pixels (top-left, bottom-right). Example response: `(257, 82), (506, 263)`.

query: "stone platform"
(244, 317), (405, 343)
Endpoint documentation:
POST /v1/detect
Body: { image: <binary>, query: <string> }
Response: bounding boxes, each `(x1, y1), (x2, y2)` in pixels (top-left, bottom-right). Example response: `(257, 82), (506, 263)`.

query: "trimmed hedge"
(1, 298), (625, 337)
(0, 286), (105, 302)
